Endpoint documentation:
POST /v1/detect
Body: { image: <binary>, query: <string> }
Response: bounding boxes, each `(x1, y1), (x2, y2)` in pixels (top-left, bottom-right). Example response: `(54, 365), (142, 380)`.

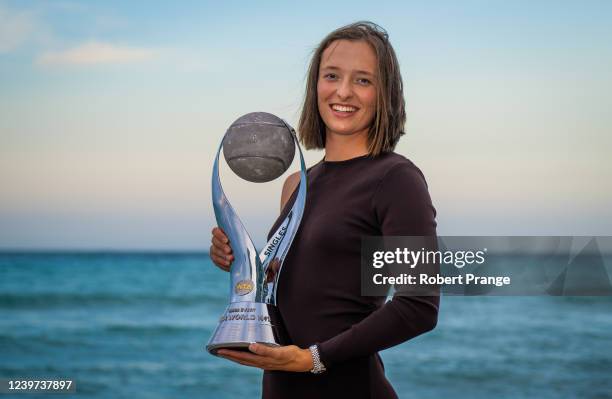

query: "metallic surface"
(206, 302), (289, 354)
(207, 114), (307, 355)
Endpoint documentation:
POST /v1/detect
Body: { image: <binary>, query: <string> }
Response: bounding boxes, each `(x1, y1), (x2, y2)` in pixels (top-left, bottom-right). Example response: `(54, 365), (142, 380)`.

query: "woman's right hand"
(209, 227), (234, 272)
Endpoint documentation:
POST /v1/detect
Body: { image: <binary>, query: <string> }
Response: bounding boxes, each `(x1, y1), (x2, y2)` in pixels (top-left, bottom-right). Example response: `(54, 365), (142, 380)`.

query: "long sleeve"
(317, 162), (439, 368)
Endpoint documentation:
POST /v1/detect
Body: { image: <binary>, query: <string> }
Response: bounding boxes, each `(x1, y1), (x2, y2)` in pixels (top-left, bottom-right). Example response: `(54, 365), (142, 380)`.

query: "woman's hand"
(209, 227), (234, 271)
(217, 344), (314, 372)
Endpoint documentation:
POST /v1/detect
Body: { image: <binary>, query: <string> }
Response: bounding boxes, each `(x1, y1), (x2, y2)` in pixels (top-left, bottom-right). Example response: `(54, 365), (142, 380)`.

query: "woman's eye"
(323, 73), (338, 80)
(356, 78), (371, 85)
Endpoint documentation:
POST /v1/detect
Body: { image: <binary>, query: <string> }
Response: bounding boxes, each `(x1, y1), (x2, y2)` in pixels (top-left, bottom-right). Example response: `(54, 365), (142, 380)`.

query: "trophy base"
(206, 301), (288, 356)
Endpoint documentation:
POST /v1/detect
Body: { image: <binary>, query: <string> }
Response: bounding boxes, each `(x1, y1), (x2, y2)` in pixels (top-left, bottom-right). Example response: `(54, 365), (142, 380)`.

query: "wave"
(0, 292), (224, 308)
(1, 323), (214, 342)
(103, 323), (207, 334)
(0, 333), (94, 349)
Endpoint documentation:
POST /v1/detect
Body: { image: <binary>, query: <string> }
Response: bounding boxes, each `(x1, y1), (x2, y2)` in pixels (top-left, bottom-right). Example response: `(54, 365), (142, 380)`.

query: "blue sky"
(1, 1), (611, 250)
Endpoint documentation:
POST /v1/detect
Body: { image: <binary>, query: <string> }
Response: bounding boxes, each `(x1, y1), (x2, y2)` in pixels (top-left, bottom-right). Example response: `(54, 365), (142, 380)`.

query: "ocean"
(1, 253), (611, 398)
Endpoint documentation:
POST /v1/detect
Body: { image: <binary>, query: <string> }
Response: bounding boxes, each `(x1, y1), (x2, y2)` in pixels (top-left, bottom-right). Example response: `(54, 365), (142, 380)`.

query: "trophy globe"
(223, 112), (296, 183)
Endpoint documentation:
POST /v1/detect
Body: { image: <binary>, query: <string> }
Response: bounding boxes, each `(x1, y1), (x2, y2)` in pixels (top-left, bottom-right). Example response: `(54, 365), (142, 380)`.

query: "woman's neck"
(324, 130), (369, 162)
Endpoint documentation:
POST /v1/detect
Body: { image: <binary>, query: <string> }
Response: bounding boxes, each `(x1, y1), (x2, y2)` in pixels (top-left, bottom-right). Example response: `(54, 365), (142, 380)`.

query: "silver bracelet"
(308, 344), (327, 374)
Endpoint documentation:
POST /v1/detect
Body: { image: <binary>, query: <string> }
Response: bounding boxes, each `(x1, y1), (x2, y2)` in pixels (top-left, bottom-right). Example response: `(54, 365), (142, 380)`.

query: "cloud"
(0, 4), (36, 53)
(36, 42), (157, 66)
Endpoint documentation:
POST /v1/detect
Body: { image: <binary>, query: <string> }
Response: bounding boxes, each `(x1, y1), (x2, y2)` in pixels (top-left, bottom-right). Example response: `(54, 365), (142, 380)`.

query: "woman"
(209, 21), (438, 399)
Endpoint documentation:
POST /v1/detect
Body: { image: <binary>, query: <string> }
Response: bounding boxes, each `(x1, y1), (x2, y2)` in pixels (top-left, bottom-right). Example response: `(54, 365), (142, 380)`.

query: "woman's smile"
(329, 103), (360, 118)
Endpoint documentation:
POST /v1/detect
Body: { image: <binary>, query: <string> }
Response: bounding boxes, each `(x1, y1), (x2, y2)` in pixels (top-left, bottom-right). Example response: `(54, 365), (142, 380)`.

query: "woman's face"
(317, 39), (378, 140)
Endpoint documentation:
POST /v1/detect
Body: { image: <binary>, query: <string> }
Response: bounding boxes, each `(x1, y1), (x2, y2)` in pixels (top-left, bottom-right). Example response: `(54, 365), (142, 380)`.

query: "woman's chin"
(327, 128), (368, 137)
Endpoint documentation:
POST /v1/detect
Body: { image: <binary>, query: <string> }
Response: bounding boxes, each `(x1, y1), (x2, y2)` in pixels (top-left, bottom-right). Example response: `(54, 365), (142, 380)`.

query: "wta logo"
(235, 280), (254, 296)
(263, 225), (287, 256)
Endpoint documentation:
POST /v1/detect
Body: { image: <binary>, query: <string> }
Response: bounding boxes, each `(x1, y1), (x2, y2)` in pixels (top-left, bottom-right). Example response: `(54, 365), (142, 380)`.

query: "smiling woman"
(209, 21), (438, 399)
(299, 21), (407, 158)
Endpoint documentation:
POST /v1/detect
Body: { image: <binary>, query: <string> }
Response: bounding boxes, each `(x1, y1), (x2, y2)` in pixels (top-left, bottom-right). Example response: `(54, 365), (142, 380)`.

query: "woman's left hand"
(217, 344), (314, 372)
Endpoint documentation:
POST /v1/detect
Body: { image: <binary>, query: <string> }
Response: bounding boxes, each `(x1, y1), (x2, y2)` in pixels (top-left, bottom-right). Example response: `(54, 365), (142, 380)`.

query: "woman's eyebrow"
(355, 70), (375, 77)
(320, 65), (375, 76)
(320, 65), (341, 72)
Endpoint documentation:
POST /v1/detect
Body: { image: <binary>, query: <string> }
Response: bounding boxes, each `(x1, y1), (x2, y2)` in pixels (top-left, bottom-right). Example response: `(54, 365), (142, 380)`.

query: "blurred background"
(1, 1), (611, 398)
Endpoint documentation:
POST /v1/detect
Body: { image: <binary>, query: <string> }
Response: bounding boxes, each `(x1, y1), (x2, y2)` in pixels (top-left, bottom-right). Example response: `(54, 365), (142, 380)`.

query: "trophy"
(206, 112), (307, 355)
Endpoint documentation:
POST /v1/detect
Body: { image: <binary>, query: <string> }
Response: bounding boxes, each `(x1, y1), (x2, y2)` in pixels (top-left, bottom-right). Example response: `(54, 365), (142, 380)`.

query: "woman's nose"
(336, 78), (352, 100)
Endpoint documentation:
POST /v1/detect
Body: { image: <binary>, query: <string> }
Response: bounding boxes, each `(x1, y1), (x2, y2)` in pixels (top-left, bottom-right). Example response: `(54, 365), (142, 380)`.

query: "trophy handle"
(211, 122), (307, 305)
(258, 121), (307, 305)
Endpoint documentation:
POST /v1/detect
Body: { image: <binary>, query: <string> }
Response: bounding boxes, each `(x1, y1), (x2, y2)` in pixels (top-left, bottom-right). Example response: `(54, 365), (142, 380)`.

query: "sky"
(0, 0), (611, 250)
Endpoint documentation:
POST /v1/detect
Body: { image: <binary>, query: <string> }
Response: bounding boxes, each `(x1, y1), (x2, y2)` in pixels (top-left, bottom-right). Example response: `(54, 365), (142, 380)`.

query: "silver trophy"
(206, 112), (307, 355)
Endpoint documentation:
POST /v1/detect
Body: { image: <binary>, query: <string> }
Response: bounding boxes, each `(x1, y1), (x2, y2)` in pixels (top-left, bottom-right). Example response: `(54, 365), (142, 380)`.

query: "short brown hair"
(298, 21), (406, 156)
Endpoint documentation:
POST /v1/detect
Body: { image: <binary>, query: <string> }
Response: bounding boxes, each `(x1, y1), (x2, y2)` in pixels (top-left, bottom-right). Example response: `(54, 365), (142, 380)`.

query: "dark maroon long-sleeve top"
(263, 152), (439, 399)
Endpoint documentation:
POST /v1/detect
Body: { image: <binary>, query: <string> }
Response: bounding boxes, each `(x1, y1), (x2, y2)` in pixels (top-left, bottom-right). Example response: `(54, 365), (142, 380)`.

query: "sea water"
(1, 253), (611, 398)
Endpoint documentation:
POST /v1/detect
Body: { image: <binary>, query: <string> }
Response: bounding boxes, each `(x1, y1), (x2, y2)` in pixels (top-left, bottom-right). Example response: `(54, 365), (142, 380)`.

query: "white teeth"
(332, 104), (356, 112)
